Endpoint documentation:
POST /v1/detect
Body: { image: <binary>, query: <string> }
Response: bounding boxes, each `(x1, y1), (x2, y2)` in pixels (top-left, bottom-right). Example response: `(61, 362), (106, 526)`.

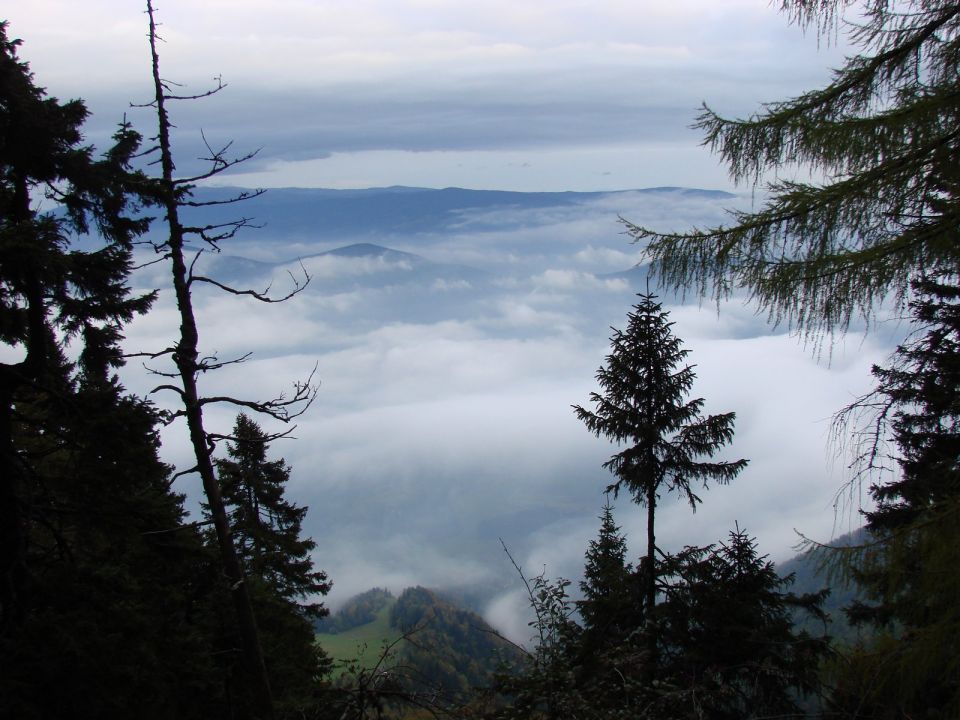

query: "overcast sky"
(6, 0), (849, 191)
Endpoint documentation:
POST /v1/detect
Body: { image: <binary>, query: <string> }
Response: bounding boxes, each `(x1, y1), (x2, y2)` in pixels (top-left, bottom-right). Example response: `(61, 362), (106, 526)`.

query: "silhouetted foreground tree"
(493, 523), (827, 720)
(214, 414), (332, 715)
(0, 19), (153, 635)
(623, 1), (960, 713)
(136, 2), (315, 717)
(574, 292), (747, 676)
(827, 275), (960, 717)
(652, 529), (827, 720)
(0, 21), (235, 718)
(493, 299), (822, 719)
(577, 501), (634, 650)
(218, 414), (331, 616)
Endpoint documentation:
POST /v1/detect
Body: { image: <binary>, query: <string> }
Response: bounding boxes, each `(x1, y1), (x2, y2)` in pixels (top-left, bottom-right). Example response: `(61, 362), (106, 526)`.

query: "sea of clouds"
(119, 187), (895, 644)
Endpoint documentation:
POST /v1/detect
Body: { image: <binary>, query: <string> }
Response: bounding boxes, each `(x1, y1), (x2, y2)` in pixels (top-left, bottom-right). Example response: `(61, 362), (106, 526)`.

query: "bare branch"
(173, 147), (261, 185)
(182, 188), (266, 207)
(194, 365), (318, 422)
(196, 352), (254, 372)
(149, 383), (187, 399)
(191, 266), (310, 303)
(500, 538), (546, 649)
(166, 465), (201, 487)
(471, 622), (534, 660)
(124, 347), (176, 360)
(207, 425), (298, 446)
(186, 248), (205, 280)
(163, 75), (227, 101)
(182, 217), (262, 249)
(132, 252), (172, 271)
(142, 362), (182, 379)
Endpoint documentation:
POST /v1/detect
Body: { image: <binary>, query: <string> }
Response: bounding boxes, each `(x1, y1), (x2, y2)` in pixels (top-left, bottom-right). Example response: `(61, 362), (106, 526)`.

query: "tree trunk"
(145, 3), (274, 717)
(644, 483), (657, 685)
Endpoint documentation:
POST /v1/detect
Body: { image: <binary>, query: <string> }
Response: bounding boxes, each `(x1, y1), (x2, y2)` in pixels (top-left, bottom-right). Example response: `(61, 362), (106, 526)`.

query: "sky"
(6, 0), (850, 191)
(4, 1), (889, 642)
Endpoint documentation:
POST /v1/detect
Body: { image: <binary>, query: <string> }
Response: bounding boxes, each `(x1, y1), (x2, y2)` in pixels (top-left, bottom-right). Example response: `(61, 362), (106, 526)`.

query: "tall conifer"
(573, 292), (747, 675)
(217, 413), (331, 616)
(834, 276), (960, 716)
(215, 414), (332, 715)
(577, 501), (634, 640)
(0, 19), (153, 634)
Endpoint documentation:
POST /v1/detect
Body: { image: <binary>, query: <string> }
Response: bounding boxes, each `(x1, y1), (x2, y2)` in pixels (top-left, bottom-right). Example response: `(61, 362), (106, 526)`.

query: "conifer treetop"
(574, 292), (748, 509)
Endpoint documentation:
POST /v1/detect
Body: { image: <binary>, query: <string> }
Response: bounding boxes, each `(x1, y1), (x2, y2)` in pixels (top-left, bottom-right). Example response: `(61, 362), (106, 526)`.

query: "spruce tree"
(655, 528), (828, 720)
(217, 413), (331, 616)
(832, 275), (960, 716)
(0, 19), (153, 635)
(625, 0), (960, 341)
(0, 349), (229, 720)
(215, 414), (332, 715)
(577, 501), (634, 641)
(573, 292), (747, 675)
(614, 2), (960, 714)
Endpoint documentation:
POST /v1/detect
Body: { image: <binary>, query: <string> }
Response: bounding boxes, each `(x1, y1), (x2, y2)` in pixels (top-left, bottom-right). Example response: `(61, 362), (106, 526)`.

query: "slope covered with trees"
(317, 586), (525, 717)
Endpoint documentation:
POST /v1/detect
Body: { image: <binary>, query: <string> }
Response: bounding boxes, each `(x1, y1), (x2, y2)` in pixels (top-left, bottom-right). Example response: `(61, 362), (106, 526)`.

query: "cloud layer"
(10, 0), (851, 190)
(116, 188), (895, 640)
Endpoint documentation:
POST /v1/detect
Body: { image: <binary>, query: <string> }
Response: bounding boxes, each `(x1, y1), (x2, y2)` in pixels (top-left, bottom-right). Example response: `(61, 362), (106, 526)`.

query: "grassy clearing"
(316, 599), (403, 675)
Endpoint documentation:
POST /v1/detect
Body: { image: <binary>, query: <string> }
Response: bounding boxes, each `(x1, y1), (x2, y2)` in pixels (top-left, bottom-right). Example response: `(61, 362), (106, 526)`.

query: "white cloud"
(110, 185), (894, 644)
(286, 254), (415, 281)
(533, 269), (629, 292)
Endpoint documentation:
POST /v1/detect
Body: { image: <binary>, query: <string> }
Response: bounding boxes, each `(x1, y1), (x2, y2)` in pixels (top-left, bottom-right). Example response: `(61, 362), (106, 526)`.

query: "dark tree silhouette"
(577, 501), (634, 642)
(134, 3), (316, 717)
(217, 413), (331, 615)
(830, 275), (960, 716)
(654, 528), (828, 719)
(214, 414), (332, 715)
(626, 0), (960, 344)
(573, 292), (747, 674)
(0, 20), (153, 634)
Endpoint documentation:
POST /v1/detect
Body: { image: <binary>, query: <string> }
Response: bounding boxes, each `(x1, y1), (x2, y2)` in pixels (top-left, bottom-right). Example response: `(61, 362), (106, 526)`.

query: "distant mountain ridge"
(188, 241), (489, 297)
(172, 185), (735, 241)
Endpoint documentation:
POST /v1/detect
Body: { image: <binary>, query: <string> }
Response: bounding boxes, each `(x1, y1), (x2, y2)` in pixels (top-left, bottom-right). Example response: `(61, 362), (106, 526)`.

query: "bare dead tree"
(133, 3), (317, 718)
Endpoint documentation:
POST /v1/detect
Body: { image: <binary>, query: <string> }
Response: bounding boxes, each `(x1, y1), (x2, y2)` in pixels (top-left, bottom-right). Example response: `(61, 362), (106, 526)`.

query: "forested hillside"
(776, 530), (867, 644)
(316, 587), (524, 715)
